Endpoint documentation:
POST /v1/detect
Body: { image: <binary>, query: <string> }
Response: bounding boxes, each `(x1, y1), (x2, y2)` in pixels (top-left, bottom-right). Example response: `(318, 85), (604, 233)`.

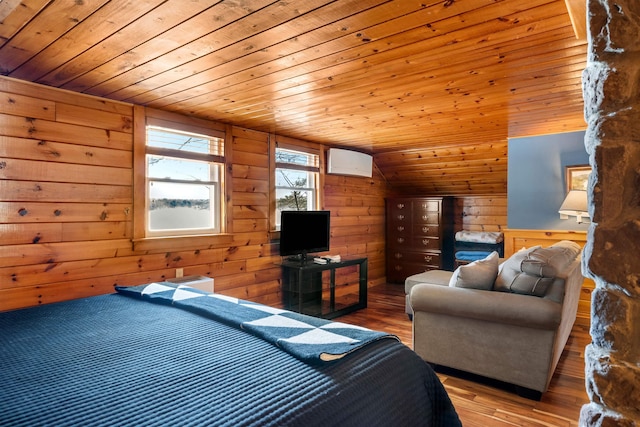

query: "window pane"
(275, 168), (317, 228)
(275, 168), (315, 189)
(147, 127), (223, 156)
(276, 188), (315, 211)
(148, 181), (216, 231)
(273, 148), (319, 229)
(276, 148), (318, 167)
(148, 155), (213, 182)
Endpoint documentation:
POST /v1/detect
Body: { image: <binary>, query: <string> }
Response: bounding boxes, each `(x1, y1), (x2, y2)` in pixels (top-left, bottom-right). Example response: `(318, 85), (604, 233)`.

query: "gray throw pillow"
(520, 259), (557, 277)
(504, 274), (556, 297)
(521, 241), (581, 277)
(495, 241), (581, 296)
(448, 251), (499, 290)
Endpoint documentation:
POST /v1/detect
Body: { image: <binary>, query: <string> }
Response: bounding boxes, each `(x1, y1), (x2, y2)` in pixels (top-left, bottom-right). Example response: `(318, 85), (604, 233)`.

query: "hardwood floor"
(338, 283), (590, 426)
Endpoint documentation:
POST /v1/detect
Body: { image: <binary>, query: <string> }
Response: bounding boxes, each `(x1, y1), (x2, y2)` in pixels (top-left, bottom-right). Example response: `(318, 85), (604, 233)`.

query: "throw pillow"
(494, 241), (581, 297)
(494, 246), (539, 292)
(505, 274), (556, 297)
(448, 251), (499, 290)
(521, 241), (581, 277)
(520, 259), (556, 277)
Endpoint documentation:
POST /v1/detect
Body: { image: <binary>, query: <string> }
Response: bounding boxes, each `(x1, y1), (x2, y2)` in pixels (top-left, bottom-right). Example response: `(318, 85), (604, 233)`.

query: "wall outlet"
(176, 268), (184, 278)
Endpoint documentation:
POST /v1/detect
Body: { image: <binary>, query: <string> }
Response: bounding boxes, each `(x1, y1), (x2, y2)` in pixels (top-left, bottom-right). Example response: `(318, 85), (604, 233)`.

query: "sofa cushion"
(448, 251), (499, 290)
(494, 241), (581, 297)
(523, 240), (581, 275)
(405, 270), (452, 294)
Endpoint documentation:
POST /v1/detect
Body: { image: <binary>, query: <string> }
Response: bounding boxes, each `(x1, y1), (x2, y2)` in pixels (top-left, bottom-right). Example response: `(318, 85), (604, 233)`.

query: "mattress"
(0, 287), (460, 426)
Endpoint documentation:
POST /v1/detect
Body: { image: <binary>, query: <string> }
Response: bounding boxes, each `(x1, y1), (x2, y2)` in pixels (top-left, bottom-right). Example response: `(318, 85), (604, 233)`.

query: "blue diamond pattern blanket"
(115, 283), (397, 363)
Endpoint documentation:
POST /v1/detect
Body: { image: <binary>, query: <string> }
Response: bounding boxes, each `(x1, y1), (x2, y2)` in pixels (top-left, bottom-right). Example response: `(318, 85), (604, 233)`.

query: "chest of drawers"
(386, 197), (454, 283)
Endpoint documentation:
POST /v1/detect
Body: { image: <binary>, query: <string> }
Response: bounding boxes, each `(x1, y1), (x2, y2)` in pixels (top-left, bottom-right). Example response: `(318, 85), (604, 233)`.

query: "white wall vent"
(327, 148), (373, 177)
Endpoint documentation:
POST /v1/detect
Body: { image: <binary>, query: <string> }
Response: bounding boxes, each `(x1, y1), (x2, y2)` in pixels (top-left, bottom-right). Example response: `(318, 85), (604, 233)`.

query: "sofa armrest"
(409, 284), (562, 330)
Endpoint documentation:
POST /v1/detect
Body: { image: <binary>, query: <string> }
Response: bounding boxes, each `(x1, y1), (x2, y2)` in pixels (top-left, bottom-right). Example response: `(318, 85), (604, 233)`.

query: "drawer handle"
(422, 215), (429, 221)
(394, 252), (403, 259)
(424, 255), (432, 262)
(422, 226), (430, 233)
(397, 237), (405, 244)
(397, 226), (404, 232)
(395, 265), (403, 271)
(422, 239), (430, 246)
(397, 203), (405, 209)
(397, 214), (405, 220)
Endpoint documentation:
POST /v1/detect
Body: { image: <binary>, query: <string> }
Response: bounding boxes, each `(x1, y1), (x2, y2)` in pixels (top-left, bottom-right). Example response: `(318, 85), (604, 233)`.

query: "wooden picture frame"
(566, 165), (591, 191)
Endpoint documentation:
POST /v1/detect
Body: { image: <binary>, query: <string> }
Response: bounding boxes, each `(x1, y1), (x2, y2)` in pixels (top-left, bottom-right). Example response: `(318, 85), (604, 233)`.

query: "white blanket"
(455, 231), (503, 244)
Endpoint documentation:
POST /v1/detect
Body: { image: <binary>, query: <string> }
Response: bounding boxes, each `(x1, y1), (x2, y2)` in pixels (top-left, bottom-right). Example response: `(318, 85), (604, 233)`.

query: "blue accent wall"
(508, 131), (589, 231)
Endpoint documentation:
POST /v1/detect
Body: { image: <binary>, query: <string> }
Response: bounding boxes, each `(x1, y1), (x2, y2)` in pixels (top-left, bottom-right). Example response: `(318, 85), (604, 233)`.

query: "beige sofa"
(406, 241), (583, 399)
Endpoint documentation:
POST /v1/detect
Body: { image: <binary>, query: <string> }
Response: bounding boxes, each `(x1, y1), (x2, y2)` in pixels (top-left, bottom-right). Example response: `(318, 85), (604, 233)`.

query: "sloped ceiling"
(0, 0), (588, 195)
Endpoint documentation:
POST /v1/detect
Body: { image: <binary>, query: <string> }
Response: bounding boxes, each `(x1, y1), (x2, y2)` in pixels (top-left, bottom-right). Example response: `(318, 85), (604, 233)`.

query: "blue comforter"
(0, 291), (460, 426)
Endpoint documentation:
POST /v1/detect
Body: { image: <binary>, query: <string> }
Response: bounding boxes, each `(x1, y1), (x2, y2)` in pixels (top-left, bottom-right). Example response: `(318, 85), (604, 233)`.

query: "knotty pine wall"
(0, 76), (388, 312)
(4, 76), (569, 316)
(453, 195), (507, 233)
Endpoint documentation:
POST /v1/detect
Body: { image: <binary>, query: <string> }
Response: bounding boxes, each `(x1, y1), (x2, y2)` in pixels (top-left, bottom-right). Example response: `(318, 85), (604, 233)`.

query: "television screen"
(279, 210), (330, 260)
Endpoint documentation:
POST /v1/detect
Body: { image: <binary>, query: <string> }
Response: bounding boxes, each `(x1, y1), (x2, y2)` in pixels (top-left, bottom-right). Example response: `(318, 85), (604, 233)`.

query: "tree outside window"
(275, 148), (319, 228)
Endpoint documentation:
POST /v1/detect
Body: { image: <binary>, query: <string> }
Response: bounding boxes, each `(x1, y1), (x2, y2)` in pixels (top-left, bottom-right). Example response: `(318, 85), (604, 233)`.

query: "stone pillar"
(580, 0), (640, 425)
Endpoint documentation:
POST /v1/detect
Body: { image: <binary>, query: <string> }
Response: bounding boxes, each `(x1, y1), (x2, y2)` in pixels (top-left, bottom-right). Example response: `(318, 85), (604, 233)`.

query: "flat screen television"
(279, 210), (330, 261)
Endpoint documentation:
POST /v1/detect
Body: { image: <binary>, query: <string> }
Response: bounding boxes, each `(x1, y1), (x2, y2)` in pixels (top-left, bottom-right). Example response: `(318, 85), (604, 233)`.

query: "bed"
(0, 283), (460, 426)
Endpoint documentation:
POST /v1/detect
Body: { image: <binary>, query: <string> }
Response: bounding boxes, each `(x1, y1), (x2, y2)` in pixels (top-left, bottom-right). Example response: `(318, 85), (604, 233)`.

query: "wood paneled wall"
(324, 173), (388, 287)
(0, 77), (137, 310)
(453, 195), (508, 233)
(0, 75), (590, 322)
(0, 77), (389, 311)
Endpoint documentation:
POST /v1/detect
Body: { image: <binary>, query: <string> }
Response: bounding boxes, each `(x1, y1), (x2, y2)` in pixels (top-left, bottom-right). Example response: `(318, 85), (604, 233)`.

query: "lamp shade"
(559, 190), (589, 223)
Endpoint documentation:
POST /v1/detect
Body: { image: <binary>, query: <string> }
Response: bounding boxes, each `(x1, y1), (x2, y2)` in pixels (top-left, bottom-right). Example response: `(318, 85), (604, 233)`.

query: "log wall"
(0, 77), (389, 311)
(453, 195), (508, 233)
(0, 75), (589, 324)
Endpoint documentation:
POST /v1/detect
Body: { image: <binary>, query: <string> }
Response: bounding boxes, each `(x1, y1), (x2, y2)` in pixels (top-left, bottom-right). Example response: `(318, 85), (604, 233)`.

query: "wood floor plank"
(337, 283), (588, 426)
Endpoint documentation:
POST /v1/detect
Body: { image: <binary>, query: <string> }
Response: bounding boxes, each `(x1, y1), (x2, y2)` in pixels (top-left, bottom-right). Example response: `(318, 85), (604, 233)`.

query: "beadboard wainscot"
(0, 76), (389, 311)
(503, 228), (588, 256)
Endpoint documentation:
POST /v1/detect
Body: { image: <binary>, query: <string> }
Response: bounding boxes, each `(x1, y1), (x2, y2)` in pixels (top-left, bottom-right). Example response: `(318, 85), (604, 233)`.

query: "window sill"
(132, 234), (234, 252)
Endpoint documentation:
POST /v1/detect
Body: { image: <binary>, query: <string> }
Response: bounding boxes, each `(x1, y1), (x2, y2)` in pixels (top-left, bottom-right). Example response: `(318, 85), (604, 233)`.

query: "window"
(132, 107), (232, 250)
(145, 126), (224, 237)
(274, 146), (320, 229)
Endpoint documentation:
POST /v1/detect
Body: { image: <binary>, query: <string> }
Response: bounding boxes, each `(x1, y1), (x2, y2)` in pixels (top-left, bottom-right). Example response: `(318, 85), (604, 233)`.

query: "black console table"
(280, 257), (368, 319)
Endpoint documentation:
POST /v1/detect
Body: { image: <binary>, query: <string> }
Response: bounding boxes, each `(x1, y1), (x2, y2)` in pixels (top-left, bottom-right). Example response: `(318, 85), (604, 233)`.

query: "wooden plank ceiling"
(0, 0), (587, 195)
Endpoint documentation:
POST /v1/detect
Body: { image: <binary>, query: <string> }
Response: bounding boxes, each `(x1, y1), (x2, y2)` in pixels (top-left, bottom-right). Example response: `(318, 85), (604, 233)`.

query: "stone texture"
(588, 0), (640, 57)
(589, 221), (640, 287)
(581, 0), (640, 425)
(581, 403), (637, 427)
(590, 287), (640, 355)
(584, 344), (640, 418)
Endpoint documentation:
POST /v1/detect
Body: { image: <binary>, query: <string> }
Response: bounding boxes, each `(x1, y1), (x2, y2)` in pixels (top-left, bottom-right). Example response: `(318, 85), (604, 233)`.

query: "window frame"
(132, 106), (233, 251)
(145, 126), (224, 237)
(269, 135), (324, 234)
